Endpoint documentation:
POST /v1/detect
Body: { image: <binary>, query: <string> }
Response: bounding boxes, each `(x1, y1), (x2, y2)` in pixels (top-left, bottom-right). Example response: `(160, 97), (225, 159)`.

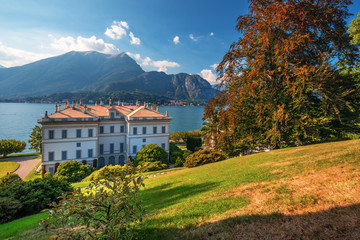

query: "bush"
(83, 165), (127, 182)
(0, 173), (22, 187)
(184, 149), (226, 168)
(175, 157), (185, 167)
(0, 139), (26, 158)
(134, 144), (168, 166)
(182, 150), (193, 159)
(186, 137), (202, 152)
(54, 160), (95, 182)
(0, 177), (73, 223)
(139, 161), (168, 172)
(0, 197), (22, 223)
(40, 165), (144, 239)
(44, 172), (53, 179)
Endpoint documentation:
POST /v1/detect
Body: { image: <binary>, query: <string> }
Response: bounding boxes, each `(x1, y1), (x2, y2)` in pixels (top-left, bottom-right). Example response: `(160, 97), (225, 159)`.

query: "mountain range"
(0, 51), (215, 100)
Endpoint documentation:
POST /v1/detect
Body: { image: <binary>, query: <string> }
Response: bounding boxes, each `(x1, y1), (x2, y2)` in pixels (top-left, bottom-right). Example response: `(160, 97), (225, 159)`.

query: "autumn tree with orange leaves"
(204, 0), (360, 155)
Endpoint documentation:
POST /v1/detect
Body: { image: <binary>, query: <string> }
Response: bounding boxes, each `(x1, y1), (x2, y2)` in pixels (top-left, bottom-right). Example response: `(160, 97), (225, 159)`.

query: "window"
(162, 126), (166, 134)
(62, 130), (67, 138)
(110, 143), (114, 154)
(76, 150), (81, 159)
(49, 167), (54, 173)
(110, 126), (114, 133)
(61, 151), (67, 160)
(133, 127), (137, 135)
(120, 125), (125, 133)
(120, 143), (124, 153)
(100, 144), (104, 154)
(142, 138), (146, 143)
(100, 126), (104, 134)
(49, 130), (54, 139)
(76, 142), (81, 147)
(88, 129), (93, 137)
(161, 143), (166, 150)
(88, 149), (93, 158)
(153, 126), (157, 134)
(143, 127), (147, 134)
(110, 112), (115, 119)
(48, 152), (54, 161)
(142, 145), (146, 148)
(133, 145), (137, 154)
(76, 129), (82, 138)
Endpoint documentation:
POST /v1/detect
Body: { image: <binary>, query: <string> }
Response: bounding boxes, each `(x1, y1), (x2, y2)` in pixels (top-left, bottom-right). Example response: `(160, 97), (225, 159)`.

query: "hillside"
(1, 140), (360, 239)
(0, 51), (215, 100)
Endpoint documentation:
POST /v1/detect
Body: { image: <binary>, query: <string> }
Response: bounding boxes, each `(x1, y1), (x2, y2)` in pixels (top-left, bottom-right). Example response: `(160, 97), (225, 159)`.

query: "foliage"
(40, 165), (145, 240)
(349, 12), (360, 46)
(83, 165), (127, 182)
(184, 149), (226, 168)
(0, 173), (22, 187)
(204, 0), (360, 155)
(0, 197), (23, 224)
(175, 157), (185, 167)
(186, 137), (202, 152)
(54, 160), (95, 183)
(28, 125), (42, 153)
(43, 172), (53, 179)
(139, 161), (168, 172)
(0, 139), (26, 158)
(170, 130), (203, 142)
(134, 144), (168, 166)
(0, 177), (73, 223)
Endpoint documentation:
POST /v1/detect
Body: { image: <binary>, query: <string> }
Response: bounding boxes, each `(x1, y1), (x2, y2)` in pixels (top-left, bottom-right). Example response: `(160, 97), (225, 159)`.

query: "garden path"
(8, 156), (41, 179)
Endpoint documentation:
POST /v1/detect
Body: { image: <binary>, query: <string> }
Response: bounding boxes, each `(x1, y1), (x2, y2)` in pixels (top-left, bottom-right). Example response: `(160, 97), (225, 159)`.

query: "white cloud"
(210, 32), (214, 36)
(200, 69), (217, 84)
(105, 21), (128, 40)
(50, 35), (118, 54)
(126, 52), (180, 72)
(210, 63), (218, 70)
(173, 36), (180, 44)
(129, 32), (141, 45)
(0, 42), (51, 67)
(189, 34), (199, 42)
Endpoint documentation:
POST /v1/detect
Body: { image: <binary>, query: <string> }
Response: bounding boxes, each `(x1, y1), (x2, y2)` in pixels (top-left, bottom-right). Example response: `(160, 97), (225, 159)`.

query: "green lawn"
(2, 139), (360, 239)
(0, 153), (39, 160)
(0, 162), (19, 178)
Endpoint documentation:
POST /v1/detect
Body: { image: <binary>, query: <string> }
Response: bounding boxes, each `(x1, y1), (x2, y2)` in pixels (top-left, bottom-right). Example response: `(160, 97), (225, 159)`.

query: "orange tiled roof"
(48, 105), (167, 119)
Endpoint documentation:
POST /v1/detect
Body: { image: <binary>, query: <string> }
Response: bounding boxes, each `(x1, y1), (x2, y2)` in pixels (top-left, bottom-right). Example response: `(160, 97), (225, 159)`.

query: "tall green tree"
(28, 125), (42, 153)
(204, 0), (359, 155)
(0, 139), (26, 158)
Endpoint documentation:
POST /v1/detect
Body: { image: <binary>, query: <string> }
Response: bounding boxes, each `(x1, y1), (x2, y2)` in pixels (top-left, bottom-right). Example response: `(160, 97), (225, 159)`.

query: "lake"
(0, 103), (205, 153)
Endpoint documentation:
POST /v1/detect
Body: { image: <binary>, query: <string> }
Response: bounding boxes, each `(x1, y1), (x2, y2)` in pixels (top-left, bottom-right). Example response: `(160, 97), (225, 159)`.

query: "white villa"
(38, 101), (171, 173)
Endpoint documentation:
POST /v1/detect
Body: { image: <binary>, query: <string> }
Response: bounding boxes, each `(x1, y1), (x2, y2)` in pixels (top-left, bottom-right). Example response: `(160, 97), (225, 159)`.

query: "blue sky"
(0, 0), (359, 84)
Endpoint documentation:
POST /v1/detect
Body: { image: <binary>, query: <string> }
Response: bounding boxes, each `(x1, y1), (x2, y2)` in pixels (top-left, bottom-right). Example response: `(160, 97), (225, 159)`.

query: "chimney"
(156, 106), (159, 112)
(55, 104), (58, 112)
(118, 100), (120, 106)
(144, 101), (146, 106)
(166, 111), (168, 116)
(95, 101), (97, 106)
(109, 98), (112, 106)
(80, 99), (82, 106)
(84, 105), (87, 113)
(45, 111), (48, 118)
(58, 104), (61, 112)
(72, 101), (74, 107)
(100, 100), (103, 106)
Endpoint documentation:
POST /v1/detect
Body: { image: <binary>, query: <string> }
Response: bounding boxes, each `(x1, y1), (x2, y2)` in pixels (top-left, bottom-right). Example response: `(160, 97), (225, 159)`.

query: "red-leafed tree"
(204, 0), (359, 155)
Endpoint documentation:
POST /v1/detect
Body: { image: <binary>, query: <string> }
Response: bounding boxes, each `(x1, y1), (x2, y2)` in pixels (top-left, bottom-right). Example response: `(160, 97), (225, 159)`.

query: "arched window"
(108, 156), (115, 165)
(98, 157), (105, 168)
(119, 155), (125, 166)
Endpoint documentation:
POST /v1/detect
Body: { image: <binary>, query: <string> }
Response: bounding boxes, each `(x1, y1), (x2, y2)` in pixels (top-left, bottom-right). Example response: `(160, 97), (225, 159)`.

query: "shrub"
(40, 165), (144, 239)
(83, 165), (127, 182)
(54, 160), (95, 182)
(44, 172), (53, 179)
(0, 178), (73, 223)
(175, 157), (185, 167)
(0, 197), (22, 223)
(186, 137), (202, 152)
(0, 173), (22, 187)
(134, 144), (168, 166)
(184, 149), (226, 168)
(0, 139), (26, 158)
(139, 161), (168, 172)
(93, 159), (97, 169)
(182, 150), (193, 159)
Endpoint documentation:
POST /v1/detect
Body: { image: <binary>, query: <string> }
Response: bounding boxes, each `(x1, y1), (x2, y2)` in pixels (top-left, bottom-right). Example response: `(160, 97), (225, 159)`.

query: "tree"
(204, 0), (359, 155)
(54, 160), (95, 182)
(40, 165), (144, 239)
(134, 144), (168, 166)
(28, 125), (42, 153)
(0, 139), (26, 158)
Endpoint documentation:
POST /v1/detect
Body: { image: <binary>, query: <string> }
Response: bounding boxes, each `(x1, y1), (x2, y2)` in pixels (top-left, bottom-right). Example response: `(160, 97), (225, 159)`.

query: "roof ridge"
(127, 106), (144, 117)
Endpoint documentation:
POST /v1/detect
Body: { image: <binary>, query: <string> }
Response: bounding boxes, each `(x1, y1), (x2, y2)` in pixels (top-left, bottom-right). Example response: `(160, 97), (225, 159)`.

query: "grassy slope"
(24, 161), (42, 181)
(2, 140), (360, 239)
(0, 162), (19, 178)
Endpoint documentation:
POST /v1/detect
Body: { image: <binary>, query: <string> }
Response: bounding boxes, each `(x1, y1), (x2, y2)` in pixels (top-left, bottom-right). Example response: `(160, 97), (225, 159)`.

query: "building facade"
(38, 103), (171, 173)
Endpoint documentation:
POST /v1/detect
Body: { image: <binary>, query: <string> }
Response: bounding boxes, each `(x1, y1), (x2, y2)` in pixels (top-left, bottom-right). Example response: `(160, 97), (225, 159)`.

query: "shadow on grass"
(138, 203), (360, 239)
(141, 181), (220, 212)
